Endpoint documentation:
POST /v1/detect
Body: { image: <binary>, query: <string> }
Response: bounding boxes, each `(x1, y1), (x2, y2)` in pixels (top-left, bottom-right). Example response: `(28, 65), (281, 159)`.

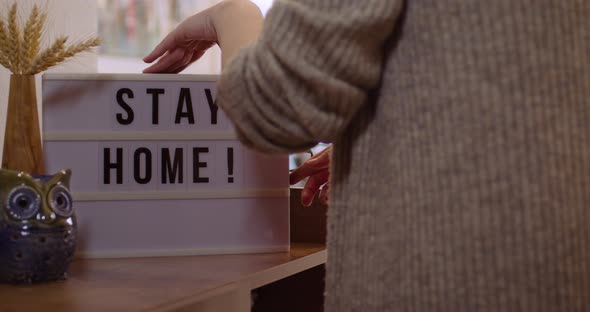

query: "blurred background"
(97, 0), (273, 74)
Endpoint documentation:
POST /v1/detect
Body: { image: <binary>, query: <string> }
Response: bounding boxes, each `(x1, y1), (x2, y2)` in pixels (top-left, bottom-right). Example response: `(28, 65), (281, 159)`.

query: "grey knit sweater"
(218, 0), (590, 311)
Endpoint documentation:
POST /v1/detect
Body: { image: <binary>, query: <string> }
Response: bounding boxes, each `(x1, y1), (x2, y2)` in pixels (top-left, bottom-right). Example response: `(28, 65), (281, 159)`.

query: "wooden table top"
(0, 244), (326, 312)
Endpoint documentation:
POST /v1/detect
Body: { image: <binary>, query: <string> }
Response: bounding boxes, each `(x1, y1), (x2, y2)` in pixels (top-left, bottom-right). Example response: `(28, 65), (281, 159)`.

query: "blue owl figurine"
(0, 168), (77, 284)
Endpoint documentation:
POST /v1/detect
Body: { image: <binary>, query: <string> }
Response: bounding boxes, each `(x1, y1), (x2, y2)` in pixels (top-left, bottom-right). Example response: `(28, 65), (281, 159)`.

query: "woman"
(144, 0), (590, 310)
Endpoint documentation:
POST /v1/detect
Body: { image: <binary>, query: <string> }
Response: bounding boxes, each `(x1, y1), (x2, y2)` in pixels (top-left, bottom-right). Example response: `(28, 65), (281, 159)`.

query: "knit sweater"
(218, 0), (590, 311)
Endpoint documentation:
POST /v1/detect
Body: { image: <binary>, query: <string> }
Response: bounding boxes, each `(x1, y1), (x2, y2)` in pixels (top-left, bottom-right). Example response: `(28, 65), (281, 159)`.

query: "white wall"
(0, 0), (98, 160)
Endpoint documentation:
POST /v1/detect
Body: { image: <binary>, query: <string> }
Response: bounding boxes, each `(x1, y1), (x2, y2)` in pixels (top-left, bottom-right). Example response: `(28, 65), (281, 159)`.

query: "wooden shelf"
(0, 244), (326, 312)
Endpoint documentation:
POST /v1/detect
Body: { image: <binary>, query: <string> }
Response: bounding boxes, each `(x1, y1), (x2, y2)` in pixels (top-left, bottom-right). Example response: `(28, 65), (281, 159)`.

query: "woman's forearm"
(212, 0), (264, 68)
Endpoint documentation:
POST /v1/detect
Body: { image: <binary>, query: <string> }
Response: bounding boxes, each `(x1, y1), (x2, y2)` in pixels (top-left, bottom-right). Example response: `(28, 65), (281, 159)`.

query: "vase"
(2, 75), (45, 174)
(0, 168), (77, 284)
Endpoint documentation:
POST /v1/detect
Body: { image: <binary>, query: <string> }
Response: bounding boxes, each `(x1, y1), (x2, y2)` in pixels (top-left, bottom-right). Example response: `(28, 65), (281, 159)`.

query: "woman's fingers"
(143, 33), (177, 63)
(289, 147), (331, 185)
(169, 40), (217, 72)
(166, 50), (195, 73)
(301, 170), (329, 207)
(144, 39), (217, 73)
(169, 52), (203, 73)
(143, 48), (186, 73)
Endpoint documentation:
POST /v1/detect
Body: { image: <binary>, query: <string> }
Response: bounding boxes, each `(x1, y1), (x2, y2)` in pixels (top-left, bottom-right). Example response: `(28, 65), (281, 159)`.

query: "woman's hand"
(289, 146), (332, 207)
(142, 5), (218, 73)
(143, 0), (263, 73)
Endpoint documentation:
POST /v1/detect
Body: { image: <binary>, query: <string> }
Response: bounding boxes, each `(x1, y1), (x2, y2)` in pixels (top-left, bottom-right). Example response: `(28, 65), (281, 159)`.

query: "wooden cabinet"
(0, 244), (326, 312)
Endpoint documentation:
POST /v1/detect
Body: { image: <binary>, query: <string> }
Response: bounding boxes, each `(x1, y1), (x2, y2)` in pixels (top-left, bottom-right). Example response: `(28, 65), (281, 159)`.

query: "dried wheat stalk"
(28, 36), (68, 75)
(23, 5), (39, 71)
(0, 20), (11, 70)
(7, 3), (21, 74)
(0, 2), (101, 75)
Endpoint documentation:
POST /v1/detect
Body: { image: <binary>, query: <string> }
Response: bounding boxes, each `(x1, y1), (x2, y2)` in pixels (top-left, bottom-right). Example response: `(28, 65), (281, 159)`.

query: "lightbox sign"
(42, 73), (289, 258)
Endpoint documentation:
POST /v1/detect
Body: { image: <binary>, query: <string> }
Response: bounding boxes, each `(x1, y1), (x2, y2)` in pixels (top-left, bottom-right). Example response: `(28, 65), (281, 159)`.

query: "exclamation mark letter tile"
(227, 147), (234, 183)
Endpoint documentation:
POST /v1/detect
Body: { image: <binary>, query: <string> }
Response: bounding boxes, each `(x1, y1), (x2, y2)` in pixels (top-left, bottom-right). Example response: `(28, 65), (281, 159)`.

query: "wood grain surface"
(0, 244), (326, 312)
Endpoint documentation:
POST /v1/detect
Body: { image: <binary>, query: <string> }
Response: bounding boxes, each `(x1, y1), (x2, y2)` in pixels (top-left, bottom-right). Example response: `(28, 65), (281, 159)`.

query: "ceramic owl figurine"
(0, 168), (76, 284)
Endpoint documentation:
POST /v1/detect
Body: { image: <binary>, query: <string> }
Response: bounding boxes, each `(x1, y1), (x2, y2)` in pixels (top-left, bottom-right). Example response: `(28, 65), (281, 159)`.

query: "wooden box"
(41, 73), (289, 258)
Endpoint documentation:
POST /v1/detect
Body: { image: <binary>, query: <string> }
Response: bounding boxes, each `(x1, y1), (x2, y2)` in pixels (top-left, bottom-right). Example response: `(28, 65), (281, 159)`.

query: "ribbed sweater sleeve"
(217, 0), (404, 153)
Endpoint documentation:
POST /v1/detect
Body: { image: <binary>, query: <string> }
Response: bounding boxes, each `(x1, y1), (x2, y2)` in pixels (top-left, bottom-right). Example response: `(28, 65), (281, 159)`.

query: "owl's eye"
(48, 185), (73, 217)
(6, 186), (41, 220)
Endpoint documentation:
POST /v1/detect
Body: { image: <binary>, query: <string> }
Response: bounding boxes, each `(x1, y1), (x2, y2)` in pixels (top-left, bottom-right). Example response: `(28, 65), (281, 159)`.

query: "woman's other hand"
(143, 0), (263, 73)
(290, 146), (332, 207)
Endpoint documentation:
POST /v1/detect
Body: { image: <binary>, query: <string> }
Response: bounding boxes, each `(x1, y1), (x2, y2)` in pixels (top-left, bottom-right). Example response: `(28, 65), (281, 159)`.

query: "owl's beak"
(36, 211), (57, 224)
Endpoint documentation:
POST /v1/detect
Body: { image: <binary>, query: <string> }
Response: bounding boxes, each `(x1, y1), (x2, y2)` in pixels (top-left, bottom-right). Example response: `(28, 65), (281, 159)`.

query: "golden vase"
(2, 75), (45, 174)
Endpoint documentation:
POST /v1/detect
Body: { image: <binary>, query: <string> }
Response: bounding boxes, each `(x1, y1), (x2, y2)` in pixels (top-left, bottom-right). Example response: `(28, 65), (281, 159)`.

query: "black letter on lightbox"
(103, 148), (123, 184)
(116, 88), (134, 125)
(193, 147), (209, 183)
(175, 88), (195, 124)
(147, 88), (164, 125)
(162, 148), (183, 184)
(134, 147), (152, 184)
(204, 88), (218, 125)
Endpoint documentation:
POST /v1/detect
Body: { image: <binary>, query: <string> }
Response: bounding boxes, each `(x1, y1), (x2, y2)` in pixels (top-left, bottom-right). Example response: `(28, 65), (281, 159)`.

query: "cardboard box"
(42, 73), (289, 258)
